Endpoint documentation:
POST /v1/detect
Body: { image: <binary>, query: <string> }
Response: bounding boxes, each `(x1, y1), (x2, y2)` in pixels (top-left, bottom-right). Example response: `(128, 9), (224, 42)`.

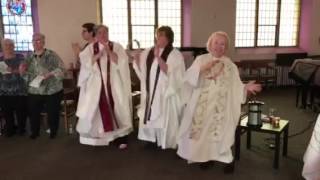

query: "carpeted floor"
(0, 87), (318, 180)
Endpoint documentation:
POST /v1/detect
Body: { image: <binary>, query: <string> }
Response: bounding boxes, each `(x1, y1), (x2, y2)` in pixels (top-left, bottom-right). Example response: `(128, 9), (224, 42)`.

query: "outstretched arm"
(245, 80), (262, 95)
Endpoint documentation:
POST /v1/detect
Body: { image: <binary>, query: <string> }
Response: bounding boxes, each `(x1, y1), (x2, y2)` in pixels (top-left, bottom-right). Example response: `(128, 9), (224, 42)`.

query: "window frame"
(99, 0), (183, 49)
(235, 0), (301, 48)
(0, 0), (37, 52)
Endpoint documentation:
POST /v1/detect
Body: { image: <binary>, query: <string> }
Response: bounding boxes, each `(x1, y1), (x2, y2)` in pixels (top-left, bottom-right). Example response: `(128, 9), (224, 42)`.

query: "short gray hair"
(95, 24), (109, 34)
(1, 38), (15, 49)
(33, 33), (46, 42)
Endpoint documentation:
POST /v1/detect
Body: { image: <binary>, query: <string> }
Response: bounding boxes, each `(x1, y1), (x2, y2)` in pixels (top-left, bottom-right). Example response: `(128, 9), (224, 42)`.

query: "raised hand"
(245, 80), (262, 95)
(131, 50), (142, 67)
(200, 59), (220, 74)
(154, 46), (160, 59)
(153, 45), (168, 73)
(99, 41), (112, 55)
(100, 41), (118, 64)
(92, 50), (104, 64)
(205, 63), (224, 80)
(71, 42), (81, 56)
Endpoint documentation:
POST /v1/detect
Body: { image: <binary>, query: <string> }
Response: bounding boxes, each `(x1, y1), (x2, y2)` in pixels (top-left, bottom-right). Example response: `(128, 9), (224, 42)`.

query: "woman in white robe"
(302, 114), (320, 180)
(177, 31), (261, 173)
(133, 26), (185, 149)
(76, 25), (132, 148)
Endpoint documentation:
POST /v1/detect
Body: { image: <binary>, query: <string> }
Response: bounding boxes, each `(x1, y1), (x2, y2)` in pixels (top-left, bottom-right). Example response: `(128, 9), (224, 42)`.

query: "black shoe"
(18, 129), (26, 136)
(144, 142), (158, 150)
(30, 134), (39, 139)
(5, 132), (15, 137)
(199, 161), (215, 170)
(49, 133), (56, 139)
(223, 161), (235, 174)
(4, 129), (16, 137)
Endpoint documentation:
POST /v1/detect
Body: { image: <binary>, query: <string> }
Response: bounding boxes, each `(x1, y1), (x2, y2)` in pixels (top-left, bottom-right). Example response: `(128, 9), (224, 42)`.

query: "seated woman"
(0, 38), (27, 137)
(177, 31), (261, 173)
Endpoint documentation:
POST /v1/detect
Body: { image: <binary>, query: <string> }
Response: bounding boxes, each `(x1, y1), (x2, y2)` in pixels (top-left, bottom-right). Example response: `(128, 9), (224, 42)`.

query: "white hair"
(206, 31), (230, 54)
(1, 38), (15, 49)
(33, 33), (46, 42)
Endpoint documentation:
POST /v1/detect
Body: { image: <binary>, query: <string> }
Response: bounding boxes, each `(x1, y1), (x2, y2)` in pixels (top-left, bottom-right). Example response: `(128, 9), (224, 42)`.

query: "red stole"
(94, 42), (118, 132)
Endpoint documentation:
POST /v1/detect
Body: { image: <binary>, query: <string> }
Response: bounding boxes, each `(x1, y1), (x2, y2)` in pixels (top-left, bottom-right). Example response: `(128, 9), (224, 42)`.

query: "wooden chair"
(129, 62), (141, 128)
(61, 78), (78, 134)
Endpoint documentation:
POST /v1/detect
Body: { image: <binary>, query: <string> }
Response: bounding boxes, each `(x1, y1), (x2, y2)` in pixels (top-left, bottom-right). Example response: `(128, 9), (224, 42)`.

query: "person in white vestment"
(177, 31), (261, 173)
(302, 114), (320, 180)
(71, 22), (96, 67)
(76, 25), (133, 149)
(133, 26), (185, 149)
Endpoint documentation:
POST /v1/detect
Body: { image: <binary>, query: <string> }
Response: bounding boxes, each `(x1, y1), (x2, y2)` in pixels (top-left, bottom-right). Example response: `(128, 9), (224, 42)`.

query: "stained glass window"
(1, 0), (34, 51)
(101, 0), (181, 49)
(235, 0), (300, 47)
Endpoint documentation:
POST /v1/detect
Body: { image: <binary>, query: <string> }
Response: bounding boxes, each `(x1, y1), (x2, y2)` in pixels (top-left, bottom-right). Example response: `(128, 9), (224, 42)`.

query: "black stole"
(93, 41), (119, 132)
(143, 45), (173, 124)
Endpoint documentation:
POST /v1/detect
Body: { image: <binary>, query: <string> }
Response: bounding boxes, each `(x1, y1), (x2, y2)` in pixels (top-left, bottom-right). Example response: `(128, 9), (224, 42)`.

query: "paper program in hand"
(29, 75), (45, 88)
(0, 61), (9, 74)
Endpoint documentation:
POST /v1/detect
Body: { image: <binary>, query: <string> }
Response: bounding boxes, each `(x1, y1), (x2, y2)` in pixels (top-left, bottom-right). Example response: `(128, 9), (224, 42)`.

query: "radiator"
(238, 66), (295, 86)
(276, 66), (295, 86)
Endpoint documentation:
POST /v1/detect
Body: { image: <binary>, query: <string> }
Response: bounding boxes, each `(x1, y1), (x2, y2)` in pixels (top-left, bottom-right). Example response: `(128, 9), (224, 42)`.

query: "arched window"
(0, 0), (34, 51)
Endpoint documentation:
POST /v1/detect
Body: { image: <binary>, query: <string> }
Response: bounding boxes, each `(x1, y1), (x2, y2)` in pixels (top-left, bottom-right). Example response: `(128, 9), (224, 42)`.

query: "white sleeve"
(77, 45), (94, 88)
(184, 56), (201, 87)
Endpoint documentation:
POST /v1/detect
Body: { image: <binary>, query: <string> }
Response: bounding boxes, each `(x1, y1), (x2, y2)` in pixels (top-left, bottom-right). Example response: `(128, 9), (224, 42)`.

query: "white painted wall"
(37, 0), (98, 66)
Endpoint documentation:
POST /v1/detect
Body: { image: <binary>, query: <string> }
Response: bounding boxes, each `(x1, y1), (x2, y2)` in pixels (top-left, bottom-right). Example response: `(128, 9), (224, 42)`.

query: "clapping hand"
(154, 46), (160, 59)
(100, 41), (118, 64)
(205, 63), (224, 80)
(201, 59), (220, 74)
(100, 41), (112, 55)
(92, 49), (104, 64)
(153, 45), (168, 73)
(132, 50), (142, 67)
(71, 42), (81, 56)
